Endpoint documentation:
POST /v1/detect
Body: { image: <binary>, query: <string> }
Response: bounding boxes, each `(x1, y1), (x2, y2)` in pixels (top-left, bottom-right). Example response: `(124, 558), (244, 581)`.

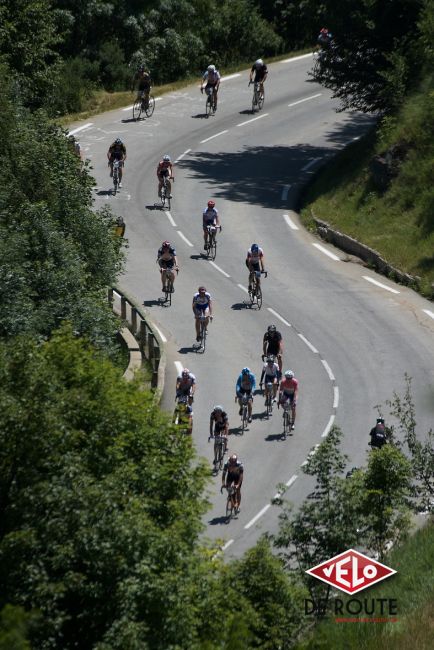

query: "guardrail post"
(121, 296), (127, 320)
(131, 307), (138, 334)
(108, 288), (114, 305)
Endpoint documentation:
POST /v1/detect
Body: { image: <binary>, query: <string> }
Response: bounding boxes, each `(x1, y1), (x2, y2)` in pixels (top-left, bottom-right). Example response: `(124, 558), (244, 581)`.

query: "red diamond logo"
(306, 549), (396, 595)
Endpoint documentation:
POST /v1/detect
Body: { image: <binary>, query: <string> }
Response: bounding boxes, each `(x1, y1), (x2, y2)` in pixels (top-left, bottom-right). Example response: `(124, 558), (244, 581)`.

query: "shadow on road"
(177, 346), (198, 355)
(265, 432), (288, 442)
(120, 117), (137, 124)
(191, 113), (209, 119)
(143, 299), (162, 307)
(208, 516), (231, 526)
(231, 302), (249, 310)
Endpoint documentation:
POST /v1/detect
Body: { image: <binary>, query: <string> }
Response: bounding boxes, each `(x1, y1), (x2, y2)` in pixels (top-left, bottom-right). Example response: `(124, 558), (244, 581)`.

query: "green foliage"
(0, 68), (123, 349)
(0, 605), (31, 650)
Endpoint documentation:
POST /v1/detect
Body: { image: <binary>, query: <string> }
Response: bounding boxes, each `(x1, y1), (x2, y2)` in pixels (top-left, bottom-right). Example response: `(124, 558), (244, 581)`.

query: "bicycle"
(248, 270), (267, 310)
(223, 484), (238, 520)
(238, 394), (251, 434)
(194, 312), (210, 353)
(263, 381), (274, 418)
(112, 159), (122, 194)
(204, 225), (221, 260)
(173, 396), (193, 436)
(159, 175), (173, 211)
(250, 81), (265, 112)
(281, 398), (293, 439)
(160, 267), (178, 306)
(210, 434), (226, 472)
(133, 92), (155, 120)
(204, 87), (217, 117)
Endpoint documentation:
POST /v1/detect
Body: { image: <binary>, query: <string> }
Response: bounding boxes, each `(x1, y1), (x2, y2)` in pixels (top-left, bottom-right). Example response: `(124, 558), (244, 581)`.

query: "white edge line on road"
(283, 213), (299, 230)
(221, 73), (242, 81)
(321, 415), (335, 438)
(423, 309), (434, 320)
(174, 361), (184, 376)
(333, 386), (339, 409)
(298, 333), (318, 354)
(221, 539), (234, 551)
(286, 474), (298, 488)
(282, 53), (313, 63)
(237, 113), (269, 127)
(238, 284), (249, 293)
(200, 130), (228, 144)
(175, 148), (191, 162)
(301, 444), (320, 466)
(165, 211), (177, 227)
(281, 185), (291, 201)
(321, 359), (335, 381)
(302, 157), (321, 171)
(288, 93), (322, 108)
(177, 231), (194, 247)
(153, 325), (167, 343)
(68, 123), (93, 135)
(312, 242), (340, 261)
(267, 307), (292, 328)
(244, 504), (271, 530)
(209, 261), (230, 278)
(362, 275), (400, 294)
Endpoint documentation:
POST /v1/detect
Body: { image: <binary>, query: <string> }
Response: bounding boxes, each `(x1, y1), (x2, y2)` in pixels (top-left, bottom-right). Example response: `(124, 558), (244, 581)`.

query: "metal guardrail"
(108, 287), (165, 393)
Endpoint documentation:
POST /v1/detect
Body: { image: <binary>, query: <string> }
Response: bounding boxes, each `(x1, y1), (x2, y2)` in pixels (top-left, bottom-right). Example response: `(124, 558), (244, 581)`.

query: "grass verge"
(299, 74), (434, 299)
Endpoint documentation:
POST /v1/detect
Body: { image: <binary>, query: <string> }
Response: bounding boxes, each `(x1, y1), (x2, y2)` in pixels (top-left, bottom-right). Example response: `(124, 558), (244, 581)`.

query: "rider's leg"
(161, 269), (166, 290)
(273, 381), (278, 400)
(119, 161), (123, 182)
(214, 87), (218, 108)
(158, 178), (163, 196)
(247, 397), (253, 421)
(292, 404), (296, 428)
(203, 226), (208, 248)
(109, 159), (113, 177)
(195, 314), (200, 339)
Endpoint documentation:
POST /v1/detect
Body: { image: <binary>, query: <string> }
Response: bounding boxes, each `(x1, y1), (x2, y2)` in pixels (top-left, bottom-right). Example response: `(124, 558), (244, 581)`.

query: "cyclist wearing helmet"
(176, 368), (196, 405)
(202, 200), (221, 249)
(209, 405), (229, 454)
(278, 370), (298, 429)
(259, 356), (280, 402)
(107, 138), (127, 186)
(201, 64), (221, 108)
(157, 241), (178, 292)
(249, 58), (268, 96)
(192, 286), (213, 342)
(221, 454), (244, 511)
(369, 418), (387, 449)
(173, 397), (193, 435)
(157, 155), (174, 198)
(317, 27), (333, 50)
(246, 243), (265, 290)
(236, 367), (256, 423)
(131, 64), (152, 107)
(263, 324), (283, 374)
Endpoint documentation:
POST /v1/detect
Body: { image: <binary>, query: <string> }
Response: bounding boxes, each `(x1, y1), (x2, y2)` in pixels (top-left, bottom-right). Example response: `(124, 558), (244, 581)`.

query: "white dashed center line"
(165, 211), (177, 227)
(312, 243), (340, 261)
(221, 539), (234, 551)
(283, 213), (298, 230)
(200, 130), (228, 144)
(244, 504), (271, 530)
(281, 185), (291, 201)
(288, 93), (322, 107)
(321, 415), (335, 438)
(423, 309), (434, 320)
(302, 157), (321, 172)
(267, 307), (292, 328)
(175, 149), (191, 162)
(363, 276), (400, 294)
(237, 284), (249, 293)
(69, 123), (94, 135)
(209, 261), (230, 278)
(237, 113), (269, 127)
(177, 231), (193, 247)
(297, 333), (318, 354)
(321, 359), (335, 382)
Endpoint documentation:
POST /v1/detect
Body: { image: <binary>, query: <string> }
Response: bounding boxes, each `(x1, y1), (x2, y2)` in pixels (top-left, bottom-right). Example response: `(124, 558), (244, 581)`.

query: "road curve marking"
(237, 113), (269, 127)
(237, 284), (249, 293)
(423, 309), (434, 320)
(209, 261), (230, 278)
(288, 93), (322, 107)
(244, 504), (271, 530)
(221, 539), (234, 551)
(362, 276), (400, 294)
(267, 307), (292, 328)
(174, 361), (184, 376)
(283, 213), (299, 230)
(221, 73), (241, 81)
(297, 333), (318, 354)
(68, 123), (93, 135)
(333, 386), (339, 409)
(312, 243), (340, 261)
(153, 324), (167, 343)
(282, 53), (314, 63)
(281, 185), (291, 201)
(321, 359), (335, 381)
(175, 149), (191, 162)
(286, 474), (298, 488)
(164, 211), (177, 227)
(302, 157), (321, 172)
(177, 231), (194, 247)
(321, 415), (335, 438)
(200, 130), (228, 144)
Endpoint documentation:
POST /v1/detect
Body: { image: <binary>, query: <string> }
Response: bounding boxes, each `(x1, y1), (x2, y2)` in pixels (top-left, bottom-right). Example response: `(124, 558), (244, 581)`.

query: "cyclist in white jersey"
(259, 356), (279, 401)
(192, 286), (213, 342)
(202, 200), (221, 248)
(201, 64), (221, 108)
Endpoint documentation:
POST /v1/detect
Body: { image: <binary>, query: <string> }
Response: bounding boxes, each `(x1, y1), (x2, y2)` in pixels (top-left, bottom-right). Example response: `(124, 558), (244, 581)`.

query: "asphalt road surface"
(71, 54), (434, 558)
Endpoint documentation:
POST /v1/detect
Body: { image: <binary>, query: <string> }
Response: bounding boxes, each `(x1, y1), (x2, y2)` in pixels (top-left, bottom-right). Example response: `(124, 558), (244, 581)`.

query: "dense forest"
(1, 1), (434, 648)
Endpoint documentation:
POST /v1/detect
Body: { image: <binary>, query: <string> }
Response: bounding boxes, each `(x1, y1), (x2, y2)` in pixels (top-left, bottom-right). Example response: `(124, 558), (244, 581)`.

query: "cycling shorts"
(159, 260), (175, 269)
(238, 387), (252, 397)
(194, 302), (209, 312)
(264, 374), (278, 382)
(281, 391), (295, 404)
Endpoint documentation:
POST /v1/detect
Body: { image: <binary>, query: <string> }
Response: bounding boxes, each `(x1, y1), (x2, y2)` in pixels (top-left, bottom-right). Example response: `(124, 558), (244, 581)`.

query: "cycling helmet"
(138, 64), (145, 72)
(242, 367), (250, 375)
(163, 154), (171, 161)
(198, 286), (206, 292)
(208, 64), (216, 72)
(229, 454), (238, 464)
(376, 417), (385, 424)
(320, 27), (328, 33)
(213, 405), (223, 412)
(266, 356), (275, 363)
(182, 368), (190, 376)
(251, 243), (259, 252)
(162, 240), (171, 248)
(207, 200), (215, 208)
(255, 59), (263, 67)
(267, 324), (276, 332)
(115, 138), (122, 145)
(284, 370), (294, 379)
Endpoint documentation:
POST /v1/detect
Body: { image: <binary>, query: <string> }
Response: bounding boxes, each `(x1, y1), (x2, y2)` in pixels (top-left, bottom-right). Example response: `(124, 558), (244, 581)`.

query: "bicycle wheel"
(256, 286), (263, 310)
(212, 95), (217, 114)
(282, 410), (289, 438)
(218, 443), (225, 470)
(252, 90), (258, 113)
(206, 95), (212, 117)
(113, 170), (118, 194)
(210, 235), (217, 261)
(258, 89), (265, 111)
(241, 407), (247, 434)
(133, 99), (143, 121)
(226, 496), (234, 520)
(200, 321), (207, 352)
(145, 95), (155, 117)
(266, 394), (272, 417)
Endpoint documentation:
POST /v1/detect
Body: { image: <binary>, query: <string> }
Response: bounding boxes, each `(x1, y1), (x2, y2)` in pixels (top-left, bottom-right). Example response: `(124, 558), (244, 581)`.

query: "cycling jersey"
(177, 373), (196, 391)
(263, 362), (279, 379)
(223, 460), (243, 480)
(157, 160), (172, 176)
(158, 246), (176, 268)
(203, 207), (218, 226)
(236, 372), (256, 393)
(134, 71), (151, 91)
(210, 411), (228, 433)
(251, 63), (268, 82)
(109, 144), (126, 160)
(263, 330), (282, 355)
(247, 247), (264, 264)
(280, 377), (298, 395)
(202, 69), (221, 85)
(193, 291), (211, 311)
